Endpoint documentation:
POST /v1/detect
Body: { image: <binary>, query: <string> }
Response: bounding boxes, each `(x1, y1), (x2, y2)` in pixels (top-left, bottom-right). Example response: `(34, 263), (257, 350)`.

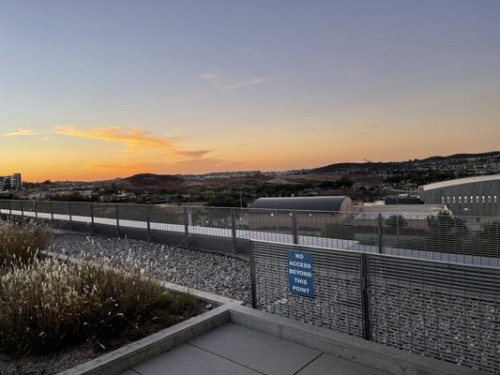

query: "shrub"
(0, 220), (49, 267)
(0, 256), (200, 354)
(385, 215), (408, 233)
(322, 223), (355, 240)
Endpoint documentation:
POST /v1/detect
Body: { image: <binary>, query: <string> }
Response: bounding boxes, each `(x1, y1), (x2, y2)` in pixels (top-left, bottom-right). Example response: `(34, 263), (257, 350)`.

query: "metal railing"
(250, 240), (500, 374)
(0, 199), (499, 264)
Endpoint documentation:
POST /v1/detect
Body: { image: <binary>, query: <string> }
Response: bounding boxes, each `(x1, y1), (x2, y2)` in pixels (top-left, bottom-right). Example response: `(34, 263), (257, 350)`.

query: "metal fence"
(250, 240), (500, 374)
(0, 199), (499, 265)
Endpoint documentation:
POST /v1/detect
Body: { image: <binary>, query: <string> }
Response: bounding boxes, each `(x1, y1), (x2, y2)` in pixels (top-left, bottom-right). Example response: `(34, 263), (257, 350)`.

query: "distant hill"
(116, 173), (184, 191)
(310, 151), (500, 174)
(420, 151), (500, 162)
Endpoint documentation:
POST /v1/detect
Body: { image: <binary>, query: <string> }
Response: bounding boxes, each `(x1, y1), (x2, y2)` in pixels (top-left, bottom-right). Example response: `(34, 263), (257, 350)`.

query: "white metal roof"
(421, 174), (500, 191)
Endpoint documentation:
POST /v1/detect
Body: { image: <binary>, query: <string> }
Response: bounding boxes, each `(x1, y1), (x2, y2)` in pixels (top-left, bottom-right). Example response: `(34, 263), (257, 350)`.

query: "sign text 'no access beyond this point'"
(288, 250), (314, 298)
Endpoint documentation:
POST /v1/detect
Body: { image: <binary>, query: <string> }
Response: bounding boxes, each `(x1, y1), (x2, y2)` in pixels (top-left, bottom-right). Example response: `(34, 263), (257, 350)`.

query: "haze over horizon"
(1, 1), (499, 182)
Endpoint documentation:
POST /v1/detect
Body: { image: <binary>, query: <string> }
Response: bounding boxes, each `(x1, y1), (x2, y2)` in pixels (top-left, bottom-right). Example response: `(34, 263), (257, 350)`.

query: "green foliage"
(425, 211), (459, 252)
(385, 215), (408, 231)
(321, 223), (355, 240)
(426, 211), (455, 233)
(481, 221), (500, 254)
(0, 221), (49, 267)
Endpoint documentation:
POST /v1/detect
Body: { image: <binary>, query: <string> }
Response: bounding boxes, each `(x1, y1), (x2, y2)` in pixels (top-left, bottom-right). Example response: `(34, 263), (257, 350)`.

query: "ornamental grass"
(0, 222), (200, 355)
(0, 220), (49, 267)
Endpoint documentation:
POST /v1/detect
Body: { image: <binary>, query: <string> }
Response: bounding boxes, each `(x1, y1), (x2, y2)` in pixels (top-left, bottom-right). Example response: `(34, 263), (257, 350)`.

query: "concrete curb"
(57, 304), (233, 375)
(228, 304), (479, 375)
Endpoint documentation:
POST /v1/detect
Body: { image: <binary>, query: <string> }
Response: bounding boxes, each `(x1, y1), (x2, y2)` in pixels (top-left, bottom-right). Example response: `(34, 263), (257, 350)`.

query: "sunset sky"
(1, 0), (499, 182)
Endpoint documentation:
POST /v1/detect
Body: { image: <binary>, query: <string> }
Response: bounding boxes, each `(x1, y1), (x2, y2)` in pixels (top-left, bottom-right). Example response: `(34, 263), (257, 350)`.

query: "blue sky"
(1, 0), (499, 181)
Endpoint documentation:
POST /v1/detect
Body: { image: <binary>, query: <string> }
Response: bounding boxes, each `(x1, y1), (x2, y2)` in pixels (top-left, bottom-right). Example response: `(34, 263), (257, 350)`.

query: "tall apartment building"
(0, 173), (22, 191)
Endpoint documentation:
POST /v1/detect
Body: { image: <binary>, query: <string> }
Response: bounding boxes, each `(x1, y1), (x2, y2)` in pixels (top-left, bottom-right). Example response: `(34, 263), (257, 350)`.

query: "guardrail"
(250, 240), (500, 374)
(0, 199), (499, 264)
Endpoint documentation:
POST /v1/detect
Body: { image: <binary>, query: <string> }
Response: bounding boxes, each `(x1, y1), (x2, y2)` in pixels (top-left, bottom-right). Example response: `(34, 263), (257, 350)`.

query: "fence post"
(34, 201), (38, 219)
(377, 213), (383, 254)
(21, 200), (24, 218)
(360, 253), (371, 341)
(90, 203), (95, 235)
(292, 211), (299, 245)
(50, 201), (54, 221)
(184, 207), (189, 247)
(115, 204), (120, 238)
(9, 199), (12, 218)
(250, 242), (257, 309)
(146, 205), (151, 242)
(231, 209), (238, 255)
(68, 202), (72, 222)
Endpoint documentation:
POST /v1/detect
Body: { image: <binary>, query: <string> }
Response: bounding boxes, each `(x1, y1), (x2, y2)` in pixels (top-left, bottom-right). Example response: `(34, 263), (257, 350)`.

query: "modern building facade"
(417, 174), (500, 216)
(0, 173), (22, 191)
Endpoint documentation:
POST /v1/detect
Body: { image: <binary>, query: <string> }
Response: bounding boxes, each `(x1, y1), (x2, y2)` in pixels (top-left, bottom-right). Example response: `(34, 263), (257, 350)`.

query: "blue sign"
(288, 250), (314, 298)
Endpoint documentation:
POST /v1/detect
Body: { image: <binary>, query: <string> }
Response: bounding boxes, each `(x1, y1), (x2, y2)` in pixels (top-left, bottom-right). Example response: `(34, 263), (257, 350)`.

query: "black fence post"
(146, 205), (151, 242)
(9, 199), (12, 218)
(360, 253), (371, 341)
(377, 213), (383, 254)
(184, 207), (189, 248)
(115, 204), (120, 238)
(50, 201), (54, 221)
(231, 209), (238, 255)
(292, 211), (299, 245)
(21, 200), (24, 218)
(34, 201), (38, 220)
(250, 241), (257, 309)
(90, 203), (95, 235)
(68, 202), (72, 222)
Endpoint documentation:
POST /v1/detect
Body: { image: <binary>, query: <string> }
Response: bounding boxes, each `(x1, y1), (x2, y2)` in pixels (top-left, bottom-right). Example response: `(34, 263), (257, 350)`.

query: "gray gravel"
(48, 230), (252, 304)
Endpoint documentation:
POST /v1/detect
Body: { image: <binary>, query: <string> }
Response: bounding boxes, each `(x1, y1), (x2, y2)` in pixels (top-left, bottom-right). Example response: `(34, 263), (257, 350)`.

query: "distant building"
(0, 173), (22, 191)
(417, 174), (500, 216)
(248, 196), (353, 231)
(384, 194), (424, 205)
(353, 204), (450, 230)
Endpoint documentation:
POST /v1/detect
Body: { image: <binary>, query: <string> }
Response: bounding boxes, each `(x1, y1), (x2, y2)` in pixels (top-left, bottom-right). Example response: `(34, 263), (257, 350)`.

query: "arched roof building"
(250, 196), (352, 212)
(417, 174), (500, 216)
(247, 196), (353, 231)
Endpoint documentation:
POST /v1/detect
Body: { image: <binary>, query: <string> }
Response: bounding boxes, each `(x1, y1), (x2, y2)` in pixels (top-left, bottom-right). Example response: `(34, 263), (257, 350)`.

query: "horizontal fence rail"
(250, 240), (500, 374)
(0, 199), (499, 265)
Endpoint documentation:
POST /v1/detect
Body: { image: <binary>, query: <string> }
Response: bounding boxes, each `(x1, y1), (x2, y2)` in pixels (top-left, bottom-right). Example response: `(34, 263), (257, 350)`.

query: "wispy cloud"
(53, 125), (174, 150)
(53, 125), (210, 159)
(87, 161), (168, 170)
(199, 71), (272, 91)
(2, 128), (38, 137)
(177, 149), (212, 158)
(222, 78), (272, 90)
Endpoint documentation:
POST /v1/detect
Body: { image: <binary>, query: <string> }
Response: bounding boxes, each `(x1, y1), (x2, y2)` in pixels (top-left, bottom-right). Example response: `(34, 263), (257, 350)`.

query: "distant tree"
(339, 177), (353, 189)
(385, 215), (408, 232)
(482, 221), (500, 254)
(426, 211), (455, 233)
(425, 211), (457, 251)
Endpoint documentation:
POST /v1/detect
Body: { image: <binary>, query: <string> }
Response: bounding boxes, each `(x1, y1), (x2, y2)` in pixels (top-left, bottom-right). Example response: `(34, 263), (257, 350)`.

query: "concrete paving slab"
(129, 343), (261, 375)
(297, 352), (391, 375)
(189, 323), (321, 375)
(120, 370), (141, 375)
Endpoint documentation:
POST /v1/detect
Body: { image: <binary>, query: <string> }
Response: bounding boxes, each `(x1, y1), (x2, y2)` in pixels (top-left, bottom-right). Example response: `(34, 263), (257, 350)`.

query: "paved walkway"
(121, 323), (390, 375)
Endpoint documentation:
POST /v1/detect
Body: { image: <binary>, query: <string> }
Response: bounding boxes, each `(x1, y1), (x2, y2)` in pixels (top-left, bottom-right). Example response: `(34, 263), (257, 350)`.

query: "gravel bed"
(48, 230), (252, 304)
